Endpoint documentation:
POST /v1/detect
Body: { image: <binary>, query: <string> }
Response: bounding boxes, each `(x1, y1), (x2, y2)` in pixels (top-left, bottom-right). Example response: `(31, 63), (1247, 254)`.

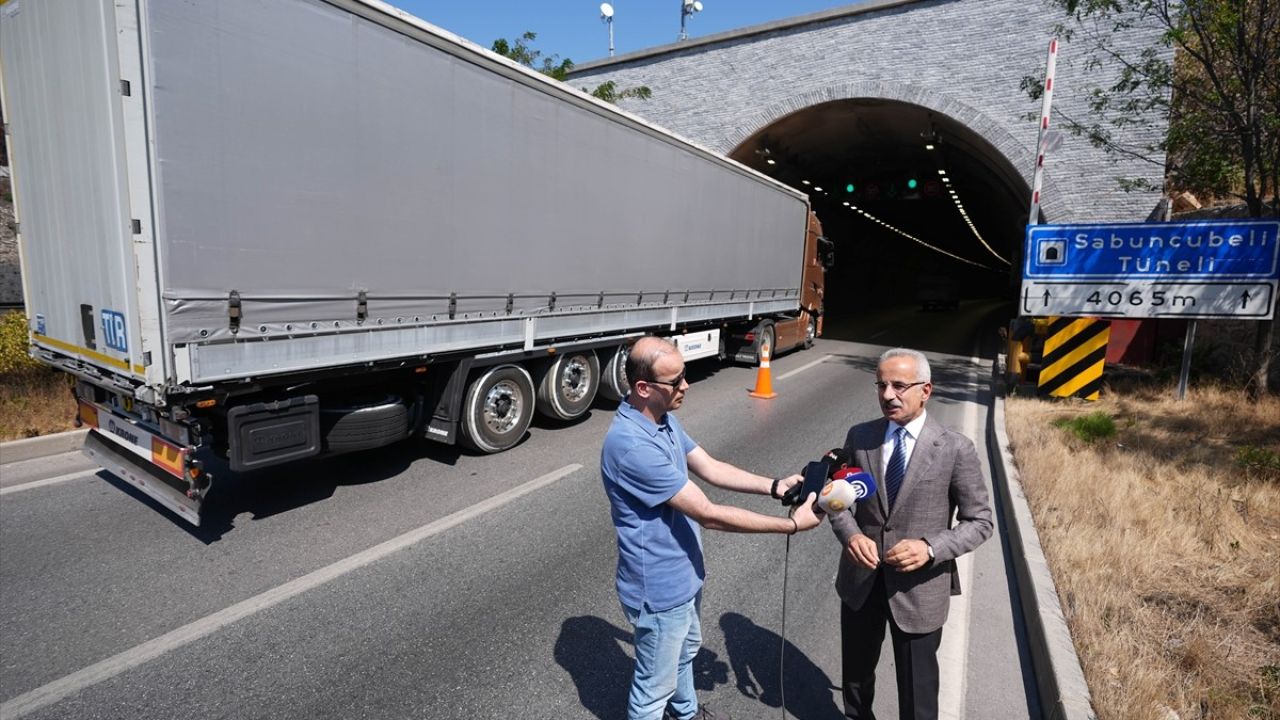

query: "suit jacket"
(830, 414), (993, 634)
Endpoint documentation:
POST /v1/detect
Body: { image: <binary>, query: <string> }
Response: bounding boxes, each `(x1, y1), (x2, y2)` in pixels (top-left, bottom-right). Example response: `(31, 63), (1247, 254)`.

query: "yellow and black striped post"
(1037, 317), (1110, 400)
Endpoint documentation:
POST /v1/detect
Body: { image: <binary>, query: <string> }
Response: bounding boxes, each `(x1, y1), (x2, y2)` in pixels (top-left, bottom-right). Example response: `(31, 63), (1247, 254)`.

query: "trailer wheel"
(536, 350), (599, 420)
(804, 315), (818, 348)
(598, 345), (630, 402)
(459, 364), (535, 453)
(320, 394), (410, 453)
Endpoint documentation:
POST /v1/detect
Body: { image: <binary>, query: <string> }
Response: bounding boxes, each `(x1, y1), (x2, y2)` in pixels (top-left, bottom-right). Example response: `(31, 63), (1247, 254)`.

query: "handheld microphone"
(782, 448), (849, 506)
(822, 448), (851, 471)
(817, 467), (878, 514)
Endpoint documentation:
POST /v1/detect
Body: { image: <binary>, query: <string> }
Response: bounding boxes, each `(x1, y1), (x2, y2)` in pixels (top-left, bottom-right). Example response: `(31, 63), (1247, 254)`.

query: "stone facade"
(570, 0), (1171, 224)
(0, 175), (20, 307)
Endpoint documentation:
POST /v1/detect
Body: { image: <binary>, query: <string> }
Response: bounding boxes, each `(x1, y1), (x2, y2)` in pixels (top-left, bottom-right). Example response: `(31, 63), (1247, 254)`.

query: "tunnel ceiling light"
(945, 182), (1010, 267)
(766, 158), (776, 165)
(922, 151), (1010, 268)
(802, 180), (811, 185)
(814, 186), (823, 192)
(925, 144), (935, 150)
(847, 205), (995, 270)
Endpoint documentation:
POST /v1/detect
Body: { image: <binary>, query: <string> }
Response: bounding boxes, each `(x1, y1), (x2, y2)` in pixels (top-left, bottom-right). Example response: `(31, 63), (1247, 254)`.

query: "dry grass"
(1006, 382), (1280, 719)
(0, 310), (78, 440)
(0, 370), (77, 440)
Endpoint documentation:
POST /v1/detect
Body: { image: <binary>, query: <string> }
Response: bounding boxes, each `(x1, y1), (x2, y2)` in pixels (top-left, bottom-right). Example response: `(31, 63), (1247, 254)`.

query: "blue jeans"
(622, 593), (703, 720)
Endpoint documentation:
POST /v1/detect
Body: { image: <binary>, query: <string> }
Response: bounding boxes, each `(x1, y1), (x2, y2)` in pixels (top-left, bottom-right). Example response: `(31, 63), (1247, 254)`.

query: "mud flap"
(83, 429), (205, 526)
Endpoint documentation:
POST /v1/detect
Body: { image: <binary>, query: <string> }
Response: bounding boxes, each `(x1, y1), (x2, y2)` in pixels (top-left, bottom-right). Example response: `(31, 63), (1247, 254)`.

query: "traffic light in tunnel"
(907, 178), (918, 190)
(845, 183), (855, 193)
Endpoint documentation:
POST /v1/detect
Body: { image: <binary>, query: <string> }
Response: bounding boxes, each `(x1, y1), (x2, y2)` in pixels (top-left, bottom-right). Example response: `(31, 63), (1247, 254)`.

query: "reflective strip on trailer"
(35, 333), (146, 375)
(77, 400), (186, 479)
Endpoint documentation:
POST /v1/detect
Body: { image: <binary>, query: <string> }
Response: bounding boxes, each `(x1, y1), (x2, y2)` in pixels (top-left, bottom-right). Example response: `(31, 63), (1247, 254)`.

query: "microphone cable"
(776, 465), (871, 719)
(778, 504), (798, 720)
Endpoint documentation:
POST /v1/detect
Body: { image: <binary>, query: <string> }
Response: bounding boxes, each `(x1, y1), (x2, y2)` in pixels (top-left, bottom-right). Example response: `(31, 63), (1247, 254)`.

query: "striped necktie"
(885, 426), (907, 510)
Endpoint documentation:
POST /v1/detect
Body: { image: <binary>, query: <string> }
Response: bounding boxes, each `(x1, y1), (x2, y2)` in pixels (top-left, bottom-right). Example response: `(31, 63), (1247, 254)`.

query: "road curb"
(0, 428), (87, 465)
(987, 375), (1097, 720)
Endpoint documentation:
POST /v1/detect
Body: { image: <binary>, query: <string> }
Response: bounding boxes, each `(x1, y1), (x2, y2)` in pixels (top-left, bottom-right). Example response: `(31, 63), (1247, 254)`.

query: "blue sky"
(394, 1), (863, 66)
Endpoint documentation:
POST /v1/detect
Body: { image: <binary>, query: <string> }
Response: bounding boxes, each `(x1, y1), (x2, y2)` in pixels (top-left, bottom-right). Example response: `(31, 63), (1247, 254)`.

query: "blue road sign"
(1024, 220), (1280, 280)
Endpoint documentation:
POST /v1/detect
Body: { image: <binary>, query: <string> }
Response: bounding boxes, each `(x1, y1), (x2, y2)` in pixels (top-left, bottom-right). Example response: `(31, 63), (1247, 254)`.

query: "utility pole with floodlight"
(679, 0), (702, 41)
(600, 3), (614, 57)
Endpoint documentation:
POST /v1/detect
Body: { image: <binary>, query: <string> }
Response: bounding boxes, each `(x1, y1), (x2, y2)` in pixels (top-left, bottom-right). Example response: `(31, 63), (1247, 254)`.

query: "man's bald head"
(626, 336), (679, 387)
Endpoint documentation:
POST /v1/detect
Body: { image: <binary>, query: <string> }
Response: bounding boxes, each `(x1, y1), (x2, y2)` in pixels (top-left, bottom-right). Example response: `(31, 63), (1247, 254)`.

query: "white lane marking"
(936, 370), (983, 719)
(938, 556), (976, 719)
(0, 463), (583, 719)
(776, 353), (830, 381)
(0, 470), (99, 496)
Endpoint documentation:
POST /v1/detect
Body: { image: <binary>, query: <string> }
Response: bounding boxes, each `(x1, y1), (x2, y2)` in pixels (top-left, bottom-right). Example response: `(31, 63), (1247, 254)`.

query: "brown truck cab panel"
(739, 212), (831, 361)
(801, 212), (829, 316)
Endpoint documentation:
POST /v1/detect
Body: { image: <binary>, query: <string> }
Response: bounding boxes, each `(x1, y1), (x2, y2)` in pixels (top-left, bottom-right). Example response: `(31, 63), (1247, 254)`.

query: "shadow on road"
(823, 352), (993, 411)
(554, 616), (633, 719)
(719, 612), (844, 720)
(103, 436), (470, 543)
(821, 299), (1015, 360)
(554, 615), (732, 720)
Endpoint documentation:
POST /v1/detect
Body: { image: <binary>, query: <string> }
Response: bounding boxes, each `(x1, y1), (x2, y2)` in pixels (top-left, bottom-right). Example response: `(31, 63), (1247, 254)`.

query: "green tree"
(491, 32), (573, 81)
(1029, 0), (1279, 397)
(491, 32), (651, 104)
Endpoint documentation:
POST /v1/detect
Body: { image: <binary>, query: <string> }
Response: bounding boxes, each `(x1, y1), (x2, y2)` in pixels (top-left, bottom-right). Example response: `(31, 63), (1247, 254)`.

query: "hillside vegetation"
(1007, 384), (1280, 719)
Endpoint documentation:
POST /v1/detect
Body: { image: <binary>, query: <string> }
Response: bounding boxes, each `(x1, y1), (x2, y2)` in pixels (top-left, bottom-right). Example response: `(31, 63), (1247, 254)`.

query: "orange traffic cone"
(748, 341), (778, 399)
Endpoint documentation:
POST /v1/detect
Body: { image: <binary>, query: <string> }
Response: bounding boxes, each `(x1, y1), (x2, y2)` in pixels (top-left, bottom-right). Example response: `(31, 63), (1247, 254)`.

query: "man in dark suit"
(828, 348), (992, 719)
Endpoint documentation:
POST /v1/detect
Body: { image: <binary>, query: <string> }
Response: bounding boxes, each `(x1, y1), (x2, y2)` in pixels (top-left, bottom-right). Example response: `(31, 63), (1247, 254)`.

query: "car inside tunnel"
(728, 98), (1029, 336)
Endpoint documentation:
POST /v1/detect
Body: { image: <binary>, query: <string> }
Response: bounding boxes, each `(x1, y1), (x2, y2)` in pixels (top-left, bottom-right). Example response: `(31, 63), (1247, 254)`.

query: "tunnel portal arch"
(569, 0), (1171, 319)
(569, 0), (1170, 227)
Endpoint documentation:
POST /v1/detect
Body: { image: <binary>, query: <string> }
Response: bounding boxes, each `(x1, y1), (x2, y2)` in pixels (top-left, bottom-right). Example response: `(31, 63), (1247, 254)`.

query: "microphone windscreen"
(823, 448), (851, 476)
(832, 468), (877, 501)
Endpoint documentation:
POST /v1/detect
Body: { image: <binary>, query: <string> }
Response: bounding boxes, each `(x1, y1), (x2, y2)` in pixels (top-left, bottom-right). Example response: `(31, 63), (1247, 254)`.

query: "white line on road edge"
(0, 470), (98, 496)
(937, 552), (976, 719)
(935, 366), (983, 720)
(775, 354), (830, 381)
(0, 463), (584, 719)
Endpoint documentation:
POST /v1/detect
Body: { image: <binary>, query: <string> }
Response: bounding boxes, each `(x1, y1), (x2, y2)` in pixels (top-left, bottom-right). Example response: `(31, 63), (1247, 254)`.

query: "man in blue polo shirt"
(601, 336), (825, 720)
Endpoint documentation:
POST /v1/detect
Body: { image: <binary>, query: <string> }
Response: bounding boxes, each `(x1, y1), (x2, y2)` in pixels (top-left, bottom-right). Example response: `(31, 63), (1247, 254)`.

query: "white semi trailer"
(0, 0), (829, 526)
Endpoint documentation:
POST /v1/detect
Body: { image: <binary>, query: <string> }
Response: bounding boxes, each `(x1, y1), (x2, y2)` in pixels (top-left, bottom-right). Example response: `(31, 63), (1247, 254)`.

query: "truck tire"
(535, 350), (600, 420)
(756, 323), (777, 364)
(459, 364), (535, 453)
(598, 345), (629, 402)
(320, 394), (410, 453)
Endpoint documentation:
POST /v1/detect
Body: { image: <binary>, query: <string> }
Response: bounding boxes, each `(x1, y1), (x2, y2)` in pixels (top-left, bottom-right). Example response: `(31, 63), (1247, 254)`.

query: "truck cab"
(726, 212), (831, 362)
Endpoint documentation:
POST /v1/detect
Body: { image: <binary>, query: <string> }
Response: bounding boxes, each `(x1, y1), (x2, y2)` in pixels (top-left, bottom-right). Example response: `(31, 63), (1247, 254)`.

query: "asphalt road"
(0, 300), (1038, 719)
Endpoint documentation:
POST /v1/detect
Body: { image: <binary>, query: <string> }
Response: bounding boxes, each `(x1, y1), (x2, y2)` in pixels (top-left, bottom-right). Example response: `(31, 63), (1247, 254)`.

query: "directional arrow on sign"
(1020, 280), (1277, 319)
(1023, 286), (1053, 310)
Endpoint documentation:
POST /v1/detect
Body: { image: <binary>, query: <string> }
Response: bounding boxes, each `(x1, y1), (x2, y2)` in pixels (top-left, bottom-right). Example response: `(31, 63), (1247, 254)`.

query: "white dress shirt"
(881, 411), (928, 479)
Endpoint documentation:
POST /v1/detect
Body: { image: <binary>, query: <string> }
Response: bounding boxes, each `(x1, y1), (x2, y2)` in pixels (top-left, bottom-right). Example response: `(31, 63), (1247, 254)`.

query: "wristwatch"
(924, 541), (935, 560)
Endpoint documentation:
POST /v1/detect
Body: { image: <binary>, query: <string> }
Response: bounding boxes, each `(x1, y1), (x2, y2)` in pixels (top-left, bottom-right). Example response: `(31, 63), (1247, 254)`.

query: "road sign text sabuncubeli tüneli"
(1021, 219), (1280, 320)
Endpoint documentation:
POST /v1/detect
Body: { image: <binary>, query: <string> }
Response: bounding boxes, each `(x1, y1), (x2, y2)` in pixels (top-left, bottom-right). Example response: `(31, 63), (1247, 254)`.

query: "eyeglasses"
(644, 371), (687, 389)
(874, 380), (927, 395)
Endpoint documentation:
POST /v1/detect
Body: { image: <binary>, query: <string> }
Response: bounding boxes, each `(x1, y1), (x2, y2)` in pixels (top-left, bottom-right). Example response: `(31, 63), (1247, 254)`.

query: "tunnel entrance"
(728, 98), (1029, 334)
